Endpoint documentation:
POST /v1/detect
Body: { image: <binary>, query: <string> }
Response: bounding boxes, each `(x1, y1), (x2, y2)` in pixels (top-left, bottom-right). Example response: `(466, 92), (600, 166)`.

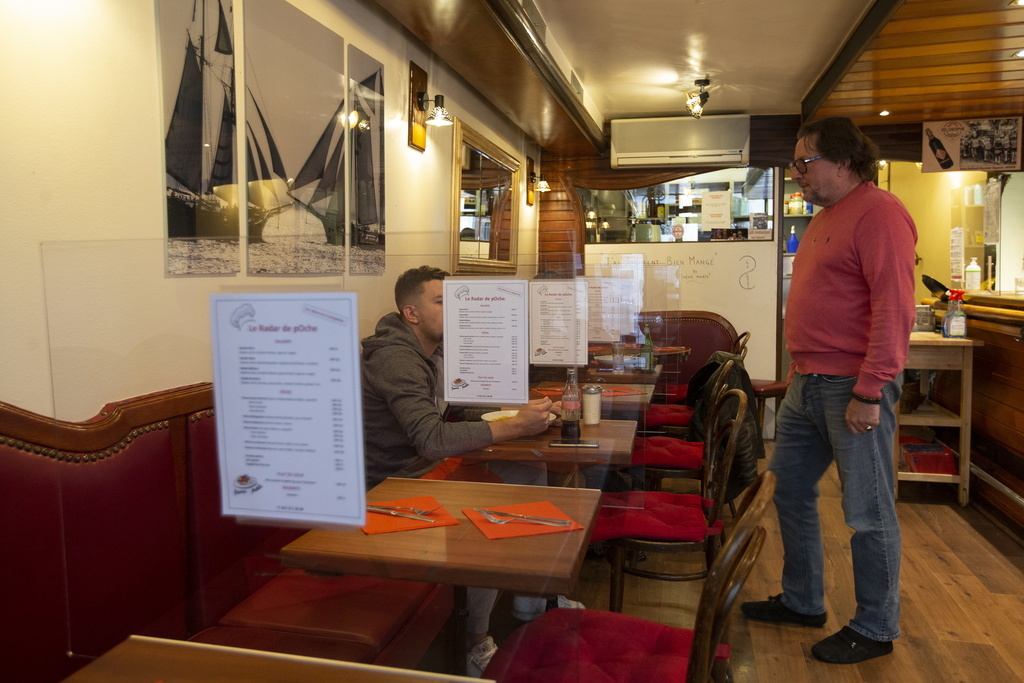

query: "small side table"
(895, 331), (982, 506)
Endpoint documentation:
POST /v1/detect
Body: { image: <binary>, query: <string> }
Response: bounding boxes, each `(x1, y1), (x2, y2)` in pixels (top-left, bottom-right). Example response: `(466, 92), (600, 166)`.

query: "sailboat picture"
(244, 0), (350, 275)
(159, 0), (240, 275)
(348, 47), (385, 275)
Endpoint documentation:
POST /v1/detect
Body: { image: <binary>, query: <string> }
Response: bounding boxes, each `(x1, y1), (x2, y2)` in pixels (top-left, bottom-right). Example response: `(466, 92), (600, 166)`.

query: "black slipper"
(811, 626), (893, 664)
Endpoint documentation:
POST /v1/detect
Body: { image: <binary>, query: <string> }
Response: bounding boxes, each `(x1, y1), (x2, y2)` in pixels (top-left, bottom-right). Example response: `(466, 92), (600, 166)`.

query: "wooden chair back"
(687, 470), (775, 683)
(687, 525), (767, 682)
(702, 387), (748, 528)
(733, 331), (750, 360)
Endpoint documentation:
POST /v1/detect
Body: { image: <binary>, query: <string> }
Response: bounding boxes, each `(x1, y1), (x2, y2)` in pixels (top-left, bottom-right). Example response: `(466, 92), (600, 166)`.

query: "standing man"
(742, 118), (917, 664)
(361, 265), (581, 676)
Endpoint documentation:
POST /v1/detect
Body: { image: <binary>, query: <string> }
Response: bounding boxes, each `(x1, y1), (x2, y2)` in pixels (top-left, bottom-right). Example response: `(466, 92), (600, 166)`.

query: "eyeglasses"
(788, 155), (825, 174)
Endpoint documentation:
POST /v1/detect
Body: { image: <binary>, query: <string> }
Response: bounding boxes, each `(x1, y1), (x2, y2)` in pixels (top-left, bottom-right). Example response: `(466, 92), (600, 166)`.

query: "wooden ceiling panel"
(810, 1), (1024, 128)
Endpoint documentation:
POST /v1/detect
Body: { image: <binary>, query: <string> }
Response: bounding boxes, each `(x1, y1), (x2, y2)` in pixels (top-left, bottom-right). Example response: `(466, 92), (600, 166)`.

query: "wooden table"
(533, 381), (654, 418)
(582, 363), (662, 385)
(62, 635), (479, 682)
(281, 478), (602, 673)
(460, 418), (637, 486)
(461, 419), (636, 466)
(282, 478), (601, 594)
(895, 331), (982, 506)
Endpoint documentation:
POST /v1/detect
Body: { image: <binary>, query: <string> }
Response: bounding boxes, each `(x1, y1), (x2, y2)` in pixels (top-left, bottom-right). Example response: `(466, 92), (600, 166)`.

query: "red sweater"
(786, 181), (918, 398)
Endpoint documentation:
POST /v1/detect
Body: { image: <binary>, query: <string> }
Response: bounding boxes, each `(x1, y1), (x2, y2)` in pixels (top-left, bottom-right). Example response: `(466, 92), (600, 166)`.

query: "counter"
(921, 295), (1024, 535)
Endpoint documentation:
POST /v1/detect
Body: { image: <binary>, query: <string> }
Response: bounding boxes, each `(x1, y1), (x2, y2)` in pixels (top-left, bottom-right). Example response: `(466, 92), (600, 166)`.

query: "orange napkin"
(534, 389), (563, 397)
(600, 388), (646, 396)
(464, 501), (583, 540)
(362, 495), (459, 535)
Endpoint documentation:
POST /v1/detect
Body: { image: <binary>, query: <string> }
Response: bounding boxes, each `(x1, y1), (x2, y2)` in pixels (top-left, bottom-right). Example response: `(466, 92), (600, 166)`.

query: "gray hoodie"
(361, 312), (492, 488)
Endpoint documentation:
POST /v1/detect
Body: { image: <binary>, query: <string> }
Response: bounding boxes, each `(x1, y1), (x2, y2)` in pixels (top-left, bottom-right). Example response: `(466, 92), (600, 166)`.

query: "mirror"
(451, 120), (520, 274)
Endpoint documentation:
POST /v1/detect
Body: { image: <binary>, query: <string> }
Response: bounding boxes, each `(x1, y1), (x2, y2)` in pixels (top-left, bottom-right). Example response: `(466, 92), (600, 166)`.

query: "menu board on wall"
(443, 279), (529, 404)
(528, 279), (588, 366)
(922, 118), (1022, 173)
(210, 293), (365, 527)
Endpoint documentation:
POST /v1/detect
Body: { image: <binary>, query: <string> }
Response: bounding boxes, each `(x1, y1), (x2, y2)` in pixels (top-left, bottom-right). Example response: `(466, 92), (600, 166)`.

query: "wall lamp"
(417, 92), (454, 127)
(531, 173), (551, 192)
(686, 78), (710, 119)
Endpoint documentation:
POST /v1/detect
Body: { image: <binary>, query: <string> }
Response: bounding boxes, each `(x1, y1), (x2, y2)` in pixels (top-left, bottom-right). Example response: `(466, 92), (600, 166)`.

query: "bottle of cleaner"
(942, 289), (966, 338)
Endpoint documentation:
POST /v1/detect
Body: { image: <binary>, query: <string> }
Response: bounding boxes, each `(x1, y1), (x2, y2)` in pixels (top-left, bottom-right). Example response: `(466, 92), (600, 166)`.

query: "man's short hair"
(797, 117), (879, 183)
(394, 265), (449, 311)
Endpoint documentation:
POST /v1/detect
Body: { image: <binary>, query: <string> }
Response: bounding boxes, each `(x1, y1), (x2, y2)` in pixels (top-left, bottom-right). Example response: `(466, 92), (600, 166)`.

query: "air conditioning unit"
(610, 115), (750, 168)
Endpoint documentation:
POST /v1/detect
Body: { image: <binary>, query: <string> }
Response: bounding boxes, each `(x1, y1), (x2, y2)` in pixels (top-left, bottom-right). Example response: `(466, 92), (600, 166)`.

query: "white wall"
(0, 0), (540, 419)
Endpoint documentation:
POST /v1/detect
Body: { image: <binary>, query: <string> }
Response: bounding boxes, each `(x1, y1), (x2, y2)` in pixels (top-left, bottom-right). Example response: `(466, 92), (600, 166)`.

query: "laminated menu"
(443, 279), (529, 404)
(210, 293), (366, 527)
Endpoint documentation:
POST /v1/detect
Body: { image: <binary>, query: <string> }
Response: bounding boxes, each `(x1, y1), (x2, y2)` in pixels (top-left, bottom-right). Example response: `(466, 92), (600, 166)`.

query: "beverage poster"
(528, 279), (588, 366)
(210, 293), (366, 527)
(922, 118), (1022, 173)
(442, 279), (530, 405)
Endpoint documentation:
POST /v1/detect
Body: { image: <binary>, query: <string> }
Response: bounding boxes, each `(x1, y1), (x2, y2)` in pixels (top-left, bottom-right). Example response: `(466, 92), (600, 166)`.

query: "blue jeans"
(770, 372), (902, 642)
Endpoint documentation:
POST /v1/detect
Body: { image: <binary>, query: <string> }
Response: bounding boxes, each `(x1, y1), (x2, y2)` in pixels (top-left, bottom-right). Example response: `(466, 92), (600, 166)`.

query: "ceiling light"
(1013, 48), (1024, 58)
(685, 78), (710, 119)
(879, 110), (890, 116)
(417, 92), (454, 127)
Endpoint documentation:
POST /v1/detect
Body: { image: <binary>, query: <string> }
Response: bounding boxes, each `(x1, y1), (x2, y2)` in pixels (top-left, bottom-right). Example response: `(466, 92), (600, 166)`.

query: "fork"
(474, 508), (570, 527)
(370, 504), (442, 516)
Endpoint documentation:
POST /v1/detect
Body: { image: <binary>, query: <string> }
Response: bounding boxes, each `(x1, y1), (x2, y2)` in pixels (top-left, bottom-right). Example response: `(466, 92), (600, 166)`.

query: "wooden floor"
(565, 457), (1024, 683)
(421, 449), (1024, 681)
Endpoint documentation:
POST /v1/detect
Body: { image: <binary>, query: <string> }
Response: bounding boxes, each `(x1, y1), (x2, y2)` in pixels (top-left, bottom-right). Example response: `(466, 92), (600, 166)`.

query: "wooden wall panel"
(932, 320), (1024, 536)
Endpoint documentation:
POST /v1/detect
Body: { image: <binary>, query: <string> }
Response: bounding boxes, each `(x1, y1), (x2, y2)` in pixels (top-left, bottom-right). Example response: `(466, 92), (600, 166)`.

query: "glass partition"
(32, 240), (773, 676)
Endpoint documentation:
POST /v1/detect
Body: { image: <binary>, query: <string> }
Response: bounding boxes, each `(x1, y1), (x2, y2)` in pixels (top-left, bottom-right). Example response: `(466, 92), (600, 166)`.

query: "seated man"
(361, 265), (582, 676)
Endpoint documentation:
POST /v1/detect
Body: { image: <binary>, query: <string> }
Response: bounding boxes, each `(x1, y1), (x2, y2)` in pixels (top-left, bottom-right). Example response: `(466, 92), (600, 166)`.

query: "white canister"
(582, 385), (602, 425)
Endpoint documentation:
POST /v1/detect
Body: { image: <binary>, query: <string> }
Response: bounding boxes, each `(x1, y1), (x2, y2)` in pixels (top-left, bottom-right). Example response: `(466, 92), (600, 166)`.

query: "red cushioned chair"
(634, 361), (735, 492)
(732, 330), (790, 437)
(482, 470), (774, 683)
(636, 310), (739, 406)
(750, 378), (789, 436)
(593, 388), (747, 612)
(642, 402), (694, 429)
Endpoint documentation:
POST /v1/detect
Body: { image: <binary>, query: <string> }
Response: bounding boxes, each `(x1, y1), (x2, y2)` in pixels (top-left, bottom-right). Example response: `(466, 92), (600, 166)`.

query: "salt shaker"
(582, 384), (602, 425)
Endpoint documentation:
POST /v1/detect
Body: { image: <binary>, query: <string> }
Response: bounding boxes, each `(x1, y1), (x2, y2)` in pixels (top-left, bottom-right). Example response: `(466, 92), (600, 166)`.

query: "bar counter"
(921, 293), (1024, 535)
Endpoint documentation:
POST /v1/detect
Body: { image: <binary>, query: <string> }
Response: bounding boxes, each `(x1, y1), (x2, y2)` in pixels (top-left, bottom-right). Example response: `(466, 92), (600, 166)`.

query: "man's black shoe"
(811, 626), (893, 664)
(740, 594), (827, 627)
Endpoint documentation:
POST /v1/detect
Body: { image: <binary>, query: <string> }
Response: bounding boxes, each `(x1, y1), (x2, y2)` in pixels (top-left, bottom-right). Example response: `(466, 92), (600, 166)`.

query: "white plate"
(481, 410), (556, 423)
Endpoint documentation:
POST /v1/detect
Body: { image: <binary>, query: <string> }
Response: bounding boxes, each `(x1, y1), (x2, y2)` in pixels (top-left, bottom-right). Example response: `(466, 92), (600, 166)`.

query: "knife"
(473, 508), (571, 526)
(367, 505), (434, 522)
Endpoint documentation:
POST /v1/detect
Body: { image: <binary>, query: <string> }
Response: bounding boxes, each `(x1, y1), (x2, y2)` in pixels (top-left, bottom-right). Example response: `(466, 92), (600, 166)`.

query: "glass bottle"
(560, 367), (581, 442)
(639, 323), (655, 373)
(942, 289), (966, 338)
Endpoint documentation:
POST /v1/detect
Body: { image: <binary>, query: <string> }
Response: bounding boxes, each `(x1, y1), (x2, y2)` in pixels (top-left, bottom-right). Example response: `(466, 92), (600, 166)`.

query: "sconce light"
(417, 92), (454, 127)
(531, 174), (551, 192)
(685, 78), (710, 119)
